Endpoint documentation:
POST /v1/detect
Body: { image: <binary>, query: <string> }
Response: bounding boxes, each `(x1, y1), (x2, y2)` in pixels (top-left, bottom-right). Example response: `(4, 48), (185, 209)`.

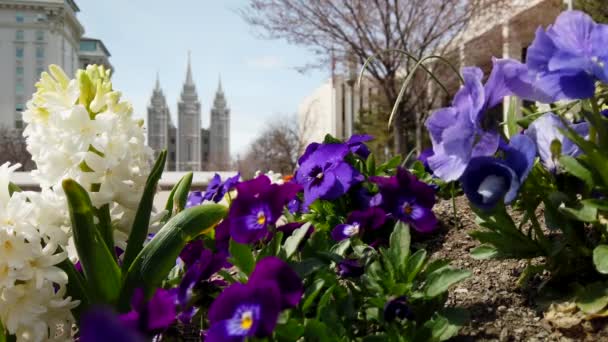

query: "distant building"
(297, 74), (375, 146)
(0, 0), (111, 130)
(146, 54), (231, 171)
(78, 37), (112, 70)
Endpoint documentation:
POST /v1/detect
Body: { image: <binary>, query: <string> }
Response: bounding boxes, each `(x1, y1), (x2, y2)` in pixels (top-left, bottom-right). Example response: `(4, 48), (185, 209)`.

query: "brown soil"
(425, 196), (608, 342)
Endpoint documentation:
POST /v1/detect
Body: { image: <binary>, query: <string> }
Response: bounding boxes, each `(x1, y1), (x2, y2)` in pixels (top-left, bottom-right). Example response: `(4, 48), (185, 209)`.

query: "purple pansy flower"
(206, 257), (302, 342)
(337, 259), (365, 278)
(504, 11), (608, 102)
(525, 113), (588, 172)
(417, 148), (434, 173)
(226, 175), (301, 244)
(80, 307), (145, 342)
(249, 256), (304, 309)
(177, 241), (228, 322)
(331, 207), (386, 241)
(295, 143), (364, 207)
(370, 168), (438, 233)
(346, 134), (373, 158)
(207, 282), (281, 342)
(425, 59), (510, 181)
(461, 134), (536, 211)
(119, 288), (177, 334)
(383, 296), (414, 322)
(187, 173), (240, 207)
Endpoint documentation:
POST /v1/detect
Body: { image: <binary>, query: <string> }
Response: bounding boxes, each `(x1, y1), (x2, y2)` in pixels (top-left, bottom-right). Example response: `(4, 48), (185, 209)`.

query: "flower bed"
(1, 8), (608, 342)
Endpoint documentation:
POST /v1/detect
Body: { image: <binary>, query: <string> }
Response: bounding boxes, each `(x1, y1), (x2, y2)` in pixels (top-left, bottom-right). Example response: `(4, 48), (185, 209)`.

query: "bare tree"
(0, 127), (34, 171)
(235, 115), (308, 178)
(240, 0), (484, 154)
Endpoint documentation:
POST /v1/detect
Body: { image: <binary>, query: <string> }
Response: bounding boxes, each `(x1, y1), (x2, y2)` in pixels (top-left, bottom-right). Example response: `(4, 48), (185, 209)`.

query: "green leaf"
(229, 239), (255, 275)
(559, 203), (598, 222)
(404, 249), (427, 283)
(559, 155), (594, 189)
(303, 319), (336, 342)
(62, 179), (121, 304)
(121, 150), (167, 273)
(419, 308), (470, 342)
(161, 176), (183, 224)
(576, 282), (608, 314)
(258, 231), (283, 261)
(470, 244), (498, 260)
(7, 182), (21, 197)
(302, 278), (325, 312)
(292, 258), (327, 278)
(275, 319), (305, 341)
(284, 222), (311, 259)
(593, 245), (608, 274)
(119, 204), (227, 310)
(423, 268), (471, 298)
(388, 222), (410, 272)
(316, 285), (336, 319)
(366, 153), (376, 175)
(505, 96), (519, 138)
(95, 204), (114, 258)
(172, 172), (193, 214)
(57, 258), (90, 321)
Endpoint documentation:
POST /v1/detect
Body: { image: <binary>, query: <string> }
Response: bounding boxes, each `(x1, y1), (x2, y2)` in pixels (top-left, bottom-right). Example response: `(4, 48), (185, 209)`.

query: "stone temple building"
(147, 54), (231, 171)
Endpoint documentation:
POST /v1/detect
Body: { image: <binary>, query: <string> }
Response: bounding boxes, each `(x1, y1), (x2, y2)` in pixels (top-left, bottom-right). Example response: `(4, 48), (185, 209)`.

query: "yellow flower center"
(257, 211), (266, 226)
(316, 172), (323, 180)
(403, 204), (413, 215)
(240, 311), (254, 330)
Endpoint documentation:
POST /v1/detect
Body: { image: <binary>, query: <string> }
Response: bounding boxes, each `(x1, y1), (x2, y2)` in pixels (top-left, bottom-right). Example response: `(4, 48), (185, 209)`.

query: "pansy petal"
(408, 205), (437, 233)
(249, 257), (304, 309)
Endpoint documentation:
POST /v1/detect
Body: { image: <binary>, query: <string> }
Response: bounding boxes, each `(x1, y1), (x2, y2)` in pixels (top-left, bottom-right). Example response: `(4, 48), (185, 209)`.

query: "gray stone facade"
(147, 55), (230, 171)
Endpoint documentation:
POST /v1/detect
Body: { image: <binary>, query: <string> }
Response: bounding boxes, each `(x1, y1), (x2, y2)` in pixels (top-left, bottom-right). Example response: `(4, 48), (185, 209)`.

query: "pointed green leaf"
(505, 96), (519, 138)
(284, 222), (312, 259)
(161, 176), (183, 224)
(388, 222), (410, 271)
(172, 172), (193, 214)
(559, 155), (594, 189)
(62, 179), (121, 304)
(121, 150), (167, 272)
(404, 249), (427, 283)
(57, 258), (90, 321)
(559, 203), (597, 222)
(593, 245), (608, 274)
(576, 282), (608, 314)
(470, 244), (498, 260)
(229, 239), (255, 275)
(423, 268), (471, 298)
(119, 204), (226, 310)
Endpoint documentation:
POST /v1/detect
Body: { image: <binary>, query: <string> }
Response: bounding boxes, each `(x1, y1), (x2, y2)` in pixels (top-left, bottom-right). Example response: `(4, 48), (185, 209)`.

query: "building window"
(36, 30), (44, 41)
(36, 46), (44, 59)
(16, 13), (24, 23)
(16, 103), (24, 112)
(15, 83), (24, 94)
(16, 66), (24, 77)
(16, 30), (24, 41)
(15, 118), (23, 129)
(79, 40), (97, 52)
(16, 47), (24, 58)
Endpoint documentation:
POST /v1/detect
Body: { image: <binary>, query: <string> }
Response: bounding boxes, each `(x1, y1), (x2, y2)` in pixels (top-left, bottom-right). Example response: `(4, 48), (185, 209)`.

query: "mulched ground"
(424, 196), (608, 342)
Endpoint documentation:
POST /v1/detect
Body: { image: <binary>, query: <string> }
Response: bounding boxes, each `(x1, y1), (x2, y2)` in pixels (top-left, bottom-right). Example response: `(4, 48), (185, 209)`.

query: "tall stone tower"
(209, 77), (231, 170)
(177, 53), (202, 171)
(147, 73), (176, 170)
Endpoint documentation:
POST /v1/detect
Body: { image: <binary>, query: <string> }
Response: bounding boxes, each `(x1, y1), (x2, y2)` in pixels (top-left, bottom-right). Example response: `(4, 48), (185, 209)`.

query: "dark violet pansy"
(370, 168), (438, 233)
(346, 134), (373, 158)
(503, 11), (608, 102)
(248, 256), (304, 309)
(178, 241), (227, 322)
(80, 307), (145, 342)
(337, 259), (365, 278)
(192, 173), (240, 205)
(383, 296), (414, 322)
(227, 175), (301, 244)
(461, 134), (536, 211)
(295, 143), (364, 207)
(331, 207), (386, 241)
(207, 282), (281, 342)
(287, 197), (302, 214)
(425, 59), (510, 181)
(525, 113), (588, 172)
(120, 288), (177, 334)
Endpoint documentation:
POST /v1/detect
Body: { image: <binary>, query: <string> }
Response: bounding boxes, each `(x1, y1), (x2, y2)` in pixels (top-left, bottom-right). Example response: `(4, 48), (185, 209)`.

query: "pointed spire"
(217, 74), (223, 94)
(155, 71), (160, 90)
(185, 50), (194, 85)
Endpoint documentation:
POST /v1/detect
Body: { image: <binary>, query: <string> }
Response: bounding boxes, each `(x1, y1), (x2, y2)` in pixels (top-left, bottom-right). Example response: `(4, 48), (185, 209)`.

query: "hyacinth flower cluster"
(423, 10), (608, 314)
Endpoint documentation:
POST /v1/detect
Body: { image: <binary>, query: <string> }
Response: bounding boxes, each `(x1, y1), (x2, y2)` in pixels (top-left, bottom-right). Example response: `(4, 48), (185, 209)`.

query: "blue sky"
(77, 0), (326, 156)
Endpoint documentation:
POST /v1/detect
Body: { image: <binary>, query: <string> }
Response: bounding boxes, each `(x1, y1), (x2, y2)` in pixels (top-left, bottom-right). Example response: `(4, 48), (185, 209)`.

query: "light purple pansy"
(525, 113), (589, 172)
(425, 59), (510, 181)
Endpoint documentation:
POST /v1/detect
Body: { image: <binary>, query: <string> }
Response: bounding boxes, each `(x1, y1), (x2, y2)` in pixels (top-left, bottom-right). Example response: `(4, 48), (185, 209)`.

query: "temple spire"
(217, 75), (223, 94)
(185, 51), (194, 85)
(155, 71), (160, 90)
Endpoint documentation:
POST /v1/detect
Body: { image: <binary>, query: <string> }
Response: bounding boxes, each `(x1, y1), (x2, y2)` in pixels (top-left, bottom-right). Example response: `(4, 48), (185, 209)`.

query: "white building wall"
(0, 2), (82, 129)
